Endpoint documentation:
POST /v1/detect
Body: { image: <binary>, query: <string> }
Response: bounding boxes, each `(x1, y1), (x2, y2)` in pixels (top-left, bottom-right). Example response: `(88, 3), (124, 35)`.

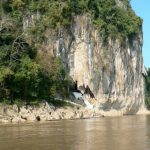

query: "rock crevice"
(57, 15), (145, 114)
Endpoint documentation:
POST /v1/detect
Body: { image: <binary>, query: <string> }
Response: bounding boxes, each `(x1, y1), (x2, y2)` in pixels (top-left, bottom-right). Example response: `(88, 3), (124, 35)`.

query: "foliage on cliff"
(0, 17), (72, 103)
(1, 0), (142, 42)
(145, 68), (150, 109)
(0, 0), (142, 103)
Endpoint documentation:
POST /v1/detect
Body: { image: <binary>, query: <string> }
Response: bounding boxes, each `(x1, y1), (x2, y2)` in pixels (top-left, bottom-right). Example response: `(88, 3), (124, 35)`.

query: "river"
(0, 115), (150, 150)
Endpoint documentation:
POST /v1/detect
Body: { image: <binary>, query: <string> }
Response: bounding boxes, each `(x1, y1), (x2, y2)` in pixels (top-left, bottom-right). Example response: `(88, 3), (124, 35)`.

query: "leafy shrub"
(0, 0), (142, 105)
(145, 68), (150, 109)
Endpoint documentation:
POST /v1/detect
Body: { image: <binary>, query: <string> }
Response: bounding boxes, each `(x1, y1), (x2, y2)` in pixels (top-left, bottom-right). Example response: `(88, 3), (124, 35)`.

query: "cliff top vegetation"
(0, 0), (142, 105)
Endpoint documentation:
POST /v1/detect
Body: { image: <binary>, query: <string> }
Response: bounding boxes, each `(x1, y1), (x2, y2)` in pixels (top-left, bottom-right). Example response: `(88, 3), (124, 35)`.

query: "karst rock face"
(21, 0), (146, 115)
(56, 15), (146, 114)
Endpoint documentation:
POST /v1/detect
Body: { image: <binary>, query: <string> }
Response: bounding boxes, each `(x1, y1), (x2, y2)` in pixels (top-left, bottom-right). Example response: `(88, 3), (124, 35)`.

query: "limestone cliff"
(0, 0), (147, 117)
(56, 15), (145, 115)
(20, 1), (146, 115)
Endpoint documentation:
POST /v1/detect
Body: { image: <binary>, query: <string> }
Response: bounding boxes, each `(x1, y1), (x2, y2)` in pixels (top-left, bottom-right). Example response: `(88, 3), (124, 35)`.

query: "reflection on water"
(0, 115), (150, 150)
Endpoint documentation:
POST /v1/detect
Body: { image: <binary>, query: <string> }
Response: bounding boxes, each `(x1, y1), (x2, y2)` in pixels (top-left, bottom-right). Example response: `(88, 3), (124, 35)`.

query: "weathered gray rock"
(55, 15), (145, 114)
(12, 116), (26, 123)
(19, 106), (36, 121)
(0, 106), (5, 115)
(51, 111), (61, 120)
(56, 108), (75, 119)
(26, 114), (36, 121)
(12, 104), (19, 113)
(45, 102), (55, 111)
(0, 104), (83, 123)
(0, 117), (11, 123)
(19, 107), (30, 118)
(74, 110), (83, 119)
(5, 109), (16, 117)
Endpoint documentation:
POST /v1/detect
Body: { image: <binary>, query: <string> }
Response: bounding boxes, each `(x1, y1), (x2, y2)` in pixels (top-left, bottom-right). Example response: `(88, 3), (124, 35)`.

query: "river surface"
(0, 115), (150, 150)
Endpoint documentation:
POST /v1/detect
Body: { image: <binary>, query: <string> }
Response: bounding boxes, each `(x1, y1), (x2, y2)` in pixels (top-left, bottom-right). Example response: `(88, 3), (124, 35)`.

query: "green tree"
(145, 68), (150, 109)
(0, 0), (143, 105)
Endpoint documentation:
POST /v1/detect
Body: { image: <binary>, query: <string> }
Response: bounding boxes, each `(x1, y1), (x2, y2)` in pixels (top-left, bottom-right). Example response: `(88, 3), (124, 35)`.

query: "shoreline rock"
(0, 103), (103, 123)
(0, 103), (149, 124)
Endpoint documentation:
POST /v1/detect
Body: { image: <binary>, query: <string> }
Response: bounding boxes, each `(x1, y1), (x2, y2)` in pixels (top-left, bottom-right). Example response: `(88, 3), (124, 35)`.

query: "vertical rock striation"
(57, 15), (145, 114)
(21, 2), (146, 115)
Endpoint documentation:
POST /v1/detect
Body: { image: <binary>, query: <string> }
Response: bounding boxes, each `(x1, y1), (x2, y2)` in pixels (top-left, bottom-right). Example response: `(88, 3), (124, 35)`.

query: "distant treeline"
(145, 68), (150, 109)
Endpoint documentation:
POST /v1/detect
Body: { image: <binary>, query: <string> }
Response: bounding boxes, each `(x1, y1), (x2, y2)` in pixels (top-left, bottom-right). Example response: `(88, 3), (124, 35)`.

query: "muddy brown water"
(0, 115), (150, 150)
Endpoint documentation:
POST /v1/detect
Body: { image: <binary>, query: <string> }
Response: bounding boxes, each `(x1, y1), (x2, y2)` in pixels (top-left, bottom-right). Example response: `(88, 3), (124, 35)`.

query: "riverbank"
(0, 102), (103, 123)
(0, 101), (149, 124)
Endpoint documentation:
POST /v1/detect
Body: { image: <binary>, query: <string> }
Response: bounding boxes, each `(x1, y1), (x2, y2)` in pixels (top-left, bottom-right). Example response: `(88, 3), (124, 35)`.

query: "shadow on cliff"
(101, 99), (143, 115)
